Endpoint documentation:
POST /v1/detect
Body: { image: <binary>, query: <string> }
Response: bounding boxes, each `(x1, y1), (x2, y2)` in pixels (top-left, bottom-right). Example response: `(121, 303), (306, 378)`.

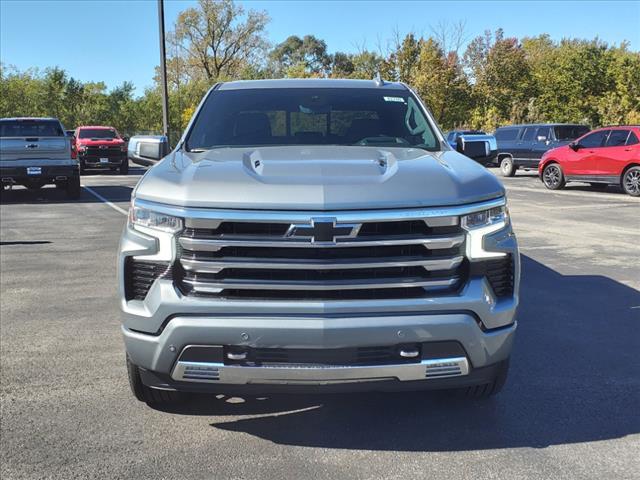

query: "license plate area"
(100, 158), (109, 164)
(27, 166), (42, 176)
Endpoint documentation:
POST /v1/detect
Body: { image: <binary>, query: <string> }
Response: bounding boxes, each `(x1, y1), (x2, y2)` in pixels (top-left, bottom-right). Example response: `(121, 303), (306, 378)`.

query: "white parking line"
(82, 185), (128, 216)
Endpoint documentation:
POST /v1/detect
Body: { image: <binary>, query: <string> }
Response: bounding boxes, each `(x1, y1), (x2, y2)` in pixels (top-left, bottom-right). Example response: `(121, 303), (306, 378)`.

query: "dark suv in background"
(495, 123), (589, 176)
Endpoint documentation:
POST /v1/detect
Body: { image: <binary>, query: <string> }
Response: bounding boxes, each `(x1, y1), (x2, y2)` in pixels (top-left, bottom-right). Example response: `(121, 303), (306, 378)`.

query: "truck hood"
(134, 146), (505, 210)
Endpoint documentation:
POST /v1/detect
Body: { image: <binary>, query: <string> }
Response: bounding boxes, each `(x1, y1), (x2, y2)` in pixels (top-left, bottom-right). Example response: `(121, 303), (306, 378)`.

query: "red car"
(74, 126), (129, 174)
(539, 126), (640, 196)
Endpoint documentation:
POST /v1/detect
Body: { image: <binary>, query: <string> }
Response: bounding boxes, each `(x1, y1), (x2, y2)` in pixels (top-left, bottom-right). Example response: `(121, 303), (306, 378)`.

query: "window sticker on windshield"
(383, 96), (406, 103)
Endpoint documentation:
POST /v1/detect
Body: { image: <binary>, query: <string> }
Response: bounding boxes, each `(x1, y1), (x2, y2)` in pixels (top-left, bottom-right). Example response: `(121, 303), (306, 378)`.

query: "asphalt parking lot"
(1, 164), (639, 480)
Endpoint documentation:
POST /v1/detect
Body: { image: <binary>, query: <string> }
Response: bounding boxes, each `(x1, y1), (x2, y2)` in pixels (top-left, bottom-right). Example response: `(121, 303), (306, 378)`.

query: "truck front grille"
(84, 146), (122, 157)
(175, 216), (467, 301)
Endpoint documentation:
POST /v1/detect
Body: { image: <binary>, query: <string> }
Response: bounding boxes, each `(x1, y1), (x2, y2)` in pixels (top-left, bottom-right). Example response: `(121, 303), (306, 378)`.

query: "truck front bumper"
(123, 312), (516, 392)
(79, 153), (126, 169)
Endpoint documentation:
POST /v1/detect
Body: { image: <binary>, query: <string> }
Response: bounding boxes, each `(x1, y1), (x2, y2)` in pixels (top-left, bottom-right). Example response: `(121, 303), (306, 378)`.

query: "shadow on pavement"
(163, 255), (640, 451)
(0, 184), (134, 205)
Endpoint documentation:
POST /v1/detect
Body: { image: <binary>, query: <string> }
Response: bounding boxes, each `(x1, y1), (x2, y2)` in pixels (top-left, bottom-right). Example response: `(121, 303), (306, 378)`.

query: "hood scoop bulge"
(241, 148), (399, 185)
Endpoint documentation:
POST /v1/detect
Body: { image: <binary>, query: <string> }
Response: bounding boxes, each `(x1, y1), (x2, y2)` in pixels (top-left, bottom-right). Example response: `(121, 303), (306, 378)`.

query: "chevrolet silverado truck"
(75, 125), (129, 174)
(120, 79), (520, 406)
(0, 117), (80, 198)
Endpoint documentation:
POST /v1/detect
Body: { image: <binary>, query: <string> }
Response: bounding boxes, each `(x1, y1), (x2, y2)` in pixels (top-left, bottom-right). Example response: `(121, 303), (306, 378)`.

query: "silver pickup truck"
(0, 117), (80, 198)
(119, 79), (519, 406)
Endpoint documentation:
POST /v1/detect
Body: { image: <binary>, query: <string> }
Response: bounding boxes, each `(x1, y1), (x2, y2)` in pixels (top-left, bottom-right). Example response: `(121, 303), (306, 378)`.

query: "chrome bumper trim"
(171, 356), (470, 384)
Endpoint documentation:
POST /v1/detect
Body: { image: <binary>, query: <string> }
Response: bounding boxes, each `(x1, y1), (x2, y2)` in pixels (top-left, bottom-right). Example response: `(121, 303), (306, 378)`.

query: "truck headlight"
(461, 206), (509, 230)
(129, 202), (183, 233)
(461, 205), (509, 259)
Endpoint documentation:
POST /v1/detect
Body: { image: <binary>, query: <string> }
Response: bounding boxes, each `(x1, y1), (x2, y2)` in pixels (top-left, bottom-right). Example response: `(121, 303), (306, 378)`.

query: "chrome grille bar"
(180, 255), (464, 273)
(179, 233), (465, 251)
(183, 276), (460, 293)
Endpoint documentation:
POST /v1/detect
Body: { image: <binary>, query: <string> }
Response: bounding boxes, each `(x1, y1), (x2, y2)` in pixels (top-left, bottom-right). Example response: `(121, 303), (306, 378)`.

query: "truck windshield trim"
(185, 88), (441, 153)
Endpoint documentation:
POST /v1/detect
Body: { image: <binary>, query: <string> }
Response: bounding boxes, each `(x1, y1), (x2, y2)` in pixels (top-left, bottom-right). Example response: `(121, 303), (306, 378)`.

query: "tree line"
(1, 0), (639, 140)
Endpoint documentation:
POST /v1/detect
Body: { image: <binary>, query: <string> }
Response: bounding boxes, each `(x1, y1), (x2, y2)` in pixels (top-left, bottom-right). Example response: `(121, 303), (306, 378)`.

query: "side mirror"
(569, 142), (581, 151)
(537, 135), (547, 142)
(128, 135), (169, 165)
(122, 136), (130, 142)
(460, 139), (489, 159)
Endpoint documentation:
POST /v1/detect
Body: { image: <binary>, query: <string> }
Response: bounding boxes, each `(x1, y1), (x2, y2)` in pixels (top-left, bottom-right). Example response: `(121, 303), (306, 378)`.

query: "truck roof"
(77, 125), (116, 129)
(217, 78), (407, 91)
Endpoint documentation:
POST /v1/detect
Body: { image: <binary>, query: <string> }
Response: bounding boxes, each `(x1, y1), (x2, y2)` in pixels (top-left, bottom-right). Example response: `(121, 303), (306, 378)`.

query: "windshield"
(554, 125), (589, 141)
(79, 128), (118, 139)
(0, 119), (64, 137)
(186, 88), (440, 151)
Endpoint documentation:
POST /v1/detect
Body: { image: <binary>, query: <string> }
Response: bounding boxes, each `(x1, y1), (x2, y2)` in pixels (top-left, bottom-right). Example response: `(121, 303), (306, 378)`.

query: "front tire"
(621, 166), (640, 197)
(66, 174), (81, 199)
(119, 159), (129, 175)
(542, 163), (566, 190)
(126, 356), (189, 407)
(500, 156), (516, 177)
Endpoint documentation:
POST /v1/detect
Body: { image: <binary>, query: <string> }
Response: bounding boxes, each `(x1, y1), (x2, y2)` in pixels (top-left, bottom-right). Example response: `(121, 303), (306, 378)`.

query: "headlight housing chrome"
(129, 201), (183, 233)
(461, 205), (509, 259)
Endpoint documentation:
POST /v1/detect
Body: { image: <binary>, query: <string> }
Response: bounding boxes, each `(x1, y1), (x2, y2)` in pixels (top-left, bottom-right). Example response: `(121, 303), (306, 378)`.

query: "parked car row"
(448, 123), (639, 196)
(0, 116), (174, 199)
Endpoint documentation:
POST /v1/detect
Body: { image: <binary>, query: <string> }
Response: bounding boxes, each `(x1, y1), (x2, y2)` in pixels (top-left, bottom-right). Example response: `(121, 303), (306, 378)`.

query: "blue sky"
(1, 0), (639, 96)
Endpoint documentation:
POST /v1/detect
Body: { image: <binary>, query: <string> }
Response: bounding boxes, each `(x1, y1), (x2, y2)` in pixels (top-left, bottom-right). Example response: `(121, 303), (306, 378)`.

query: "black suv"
(495, 123), (590, 176)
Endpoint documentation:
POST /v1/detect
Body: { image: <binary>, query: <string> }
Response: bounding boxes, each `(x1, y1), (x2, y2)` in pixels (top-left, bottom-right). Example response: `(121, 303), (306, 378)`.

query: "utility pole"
(157, 0), (170, 144)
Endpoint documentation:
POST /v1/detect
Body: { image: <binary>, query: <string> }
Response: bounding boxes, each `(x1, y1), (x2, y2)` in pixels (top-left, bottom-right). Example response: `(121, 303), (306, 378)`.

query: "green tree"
(269, 35), (331, 77)
(171, 0), (269, 82)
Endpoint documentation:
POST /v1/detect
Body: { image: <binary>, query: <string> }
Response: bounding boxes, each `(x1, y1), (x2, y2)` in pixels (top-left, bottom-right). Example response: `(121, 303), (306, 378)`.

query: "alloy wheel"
(623, 168), (640, 196)
(544, 165), (561, 188)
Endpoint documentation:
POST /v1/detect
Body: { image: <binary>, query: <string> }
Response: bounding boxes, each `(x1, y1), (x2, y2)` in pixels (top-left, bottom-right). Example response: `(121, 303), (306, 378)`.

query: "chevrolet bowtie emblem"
(285, 218), (360, 243)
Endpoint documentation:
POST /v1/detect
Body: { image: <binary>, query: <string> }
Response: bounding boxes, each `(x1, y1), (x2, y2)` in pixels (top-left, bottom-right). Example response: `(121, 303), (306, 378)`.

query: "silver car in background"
(119, 79), (519, 406)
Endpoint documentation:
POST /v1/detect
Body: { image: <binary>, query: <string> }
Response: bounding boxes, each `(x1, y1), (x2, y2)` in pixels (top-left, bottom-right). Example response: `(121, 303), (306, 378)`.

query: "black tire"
(621, 166), (640, 197)
(499, 156), (516, 177)
(126, 356), (189, 407)
(460, 360), (509, 399)
(119, 159), (129, 175)
(589, 183), (608, 191)
(66, 174), (81, 199)
(542, 163), (566, 190)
